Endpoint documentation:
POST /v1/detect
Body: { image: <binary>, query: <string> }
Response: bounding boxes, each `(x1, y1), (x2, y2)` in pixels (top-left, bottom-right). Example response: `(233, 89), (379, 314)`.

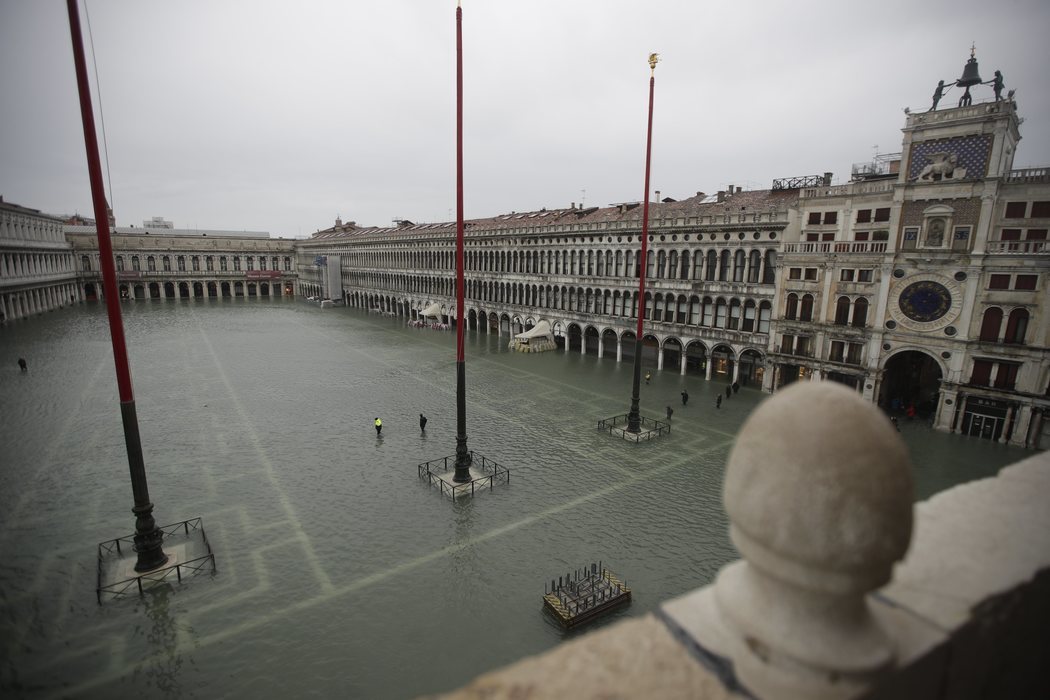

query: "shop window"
(1004, 201), (1027, 218)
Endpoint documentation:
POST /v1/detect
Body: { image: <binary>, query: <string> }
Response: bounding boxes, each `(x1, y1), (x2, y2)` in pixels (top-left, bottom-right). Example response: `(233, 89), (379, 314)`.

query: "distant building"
(0, 196), (79, 322)
(143, 216), (174, 229)
(65, 225), (297, 301)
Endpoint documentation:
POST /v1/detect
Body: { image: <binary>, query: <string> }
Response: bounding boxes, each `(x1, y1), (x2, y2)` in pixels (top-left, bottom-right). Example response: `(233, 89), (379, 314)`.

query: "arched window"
(715, 298), (728, 328)
(1004, 308), (1029, 344)
(785, 293), (799, 320)
(81, 255), (90, 271)
(220, 256), (228, 271)
(706, 250), (717, 280)
(652, 293), (664, 321)
(692, 250), (704, 279)
(615, 250), (624, 277)
(663, 250), (674, 279)
(131, 255), (140, 271)
(734, 250), (746, 282)
(852, 298), (868, 327)
(742, 300), (756, 332)
(675, 294), (686, 323)
(115, 255), (125, 271)
(647, 250), (656, 278)
(146, 256), (156, 272)
(748, 250), (761, 283)
(587, 250), (594, 276)
(758, 301), (772, 333)
(800, 294), (814, 322)
(680, 251), (690, 280)
(835, 296), (851, 325)
(719, 250), (730, 281)
(728, 298), (742, 329)
(702, 296), (714, 326)
(763, 250), (777, 284)
(689, 295), (700, 325)
(979, 307), (1003, 342)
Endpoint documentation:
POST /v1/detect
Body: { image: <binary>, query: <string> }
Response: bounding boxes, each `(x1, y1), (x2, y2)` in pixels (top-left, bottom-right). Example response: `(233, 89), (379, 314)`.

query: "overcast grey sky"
(2, 1), (1048, 237)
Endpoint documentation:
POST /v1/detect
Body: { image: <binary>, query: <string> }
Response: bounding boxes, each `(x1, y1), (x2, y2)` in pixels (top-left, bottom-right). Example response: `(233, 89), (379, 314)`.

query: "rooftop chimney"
(735, 186), (742, 194)
(655, 190), (661, 202)
(823, 172), (833, 186)
(696, 191), (705, 199)
(717, 191), (726, 203)
(571, 202), (575, 209)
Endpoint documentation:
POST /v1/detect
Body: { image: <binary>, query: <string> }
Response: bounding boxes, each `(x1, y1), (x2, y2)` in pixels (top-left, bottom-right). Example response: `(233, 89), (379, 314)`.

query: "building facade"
(0, 197), (79, 322)
(66, 225), (299, 301)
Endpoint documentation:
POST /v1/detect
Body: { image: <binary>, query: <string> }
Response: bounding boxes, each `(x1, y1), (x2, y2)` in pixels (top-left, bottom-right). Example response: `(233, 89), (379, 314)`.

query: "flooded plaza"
(0, 300), (1031, 698)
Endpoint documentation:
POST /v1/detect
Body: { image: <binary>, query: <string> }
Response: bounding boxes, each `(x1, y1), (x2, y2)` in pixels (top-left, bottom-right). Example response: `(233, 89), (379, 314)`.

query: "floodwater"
(0, 300), (1029, 698)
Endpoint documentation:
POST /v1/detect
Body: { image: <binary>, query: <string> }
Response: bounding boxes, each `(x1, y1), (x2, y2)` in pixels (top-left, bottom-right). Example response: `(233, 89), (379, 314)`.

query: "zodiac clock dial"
(898, 280), (952, 322)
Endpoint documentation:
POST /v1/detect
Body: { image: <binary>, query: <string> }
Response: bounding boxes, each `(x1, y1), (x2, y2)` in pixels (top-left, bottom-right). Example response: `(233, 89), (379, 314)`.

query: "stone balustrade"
(434, 382), (1050, 699)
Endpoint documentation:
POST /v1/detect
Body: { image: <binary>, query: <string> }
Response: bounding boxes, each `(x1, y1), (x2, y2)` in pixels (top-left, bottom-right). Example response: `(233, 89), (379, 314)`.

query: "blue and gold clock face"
(899, 280), (951, 322)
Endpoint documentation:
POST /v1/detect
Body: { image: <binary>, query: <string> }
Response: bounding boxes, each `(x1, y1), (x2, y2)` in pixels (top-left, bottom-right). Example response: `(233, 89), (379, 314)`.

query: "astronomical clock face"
(899, 280), (951, 322)
(889, 273), (962, 332)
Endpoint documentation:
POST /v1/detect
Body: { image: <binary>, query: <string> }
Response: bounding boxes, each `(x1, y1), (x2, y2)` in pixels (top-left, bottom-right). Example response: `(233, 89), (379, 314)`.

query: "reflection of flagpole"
(452, 1), (471, 482)
(626, 53), (659, 433)
(67, 0), (168, 571)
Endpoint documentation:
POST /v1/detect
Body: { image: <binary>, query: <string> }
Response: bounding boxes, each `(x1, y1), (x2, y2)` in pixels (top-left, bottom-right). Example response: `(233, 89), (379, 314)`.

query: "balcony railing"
(783, 241), (888, 254)
(985, 240), (1047, 254)
(1004, 167), (1049, 184)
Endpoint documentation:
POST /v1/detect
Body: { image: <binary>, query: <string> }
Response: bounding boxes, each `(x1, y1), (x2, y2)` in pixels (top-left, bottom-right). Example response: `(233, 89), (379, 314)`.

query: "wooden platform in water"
(543, 565), (631, 628)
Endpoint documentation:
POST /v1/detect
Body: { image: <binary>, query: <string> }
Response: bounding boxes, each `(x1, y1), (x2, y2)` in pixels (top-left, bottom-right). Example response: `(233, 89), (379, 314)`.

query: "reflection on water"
(0, 300), (1029, 697)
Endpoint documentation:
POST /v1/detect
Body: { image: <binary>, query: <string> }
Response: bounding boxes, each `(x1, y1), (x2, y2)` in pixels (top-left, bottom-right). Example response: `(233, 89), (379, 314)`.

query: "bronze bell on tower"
(956, 55), (982, 88)
(955, 47), (982, 106)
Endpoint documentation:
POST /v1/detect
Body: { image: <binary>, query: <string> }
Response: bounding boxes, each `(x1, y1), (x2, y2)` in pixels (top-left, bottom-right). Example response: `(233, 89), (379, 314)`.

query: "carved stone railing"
(985, 240), (1048, 255)
(437, 382), (1050, 699)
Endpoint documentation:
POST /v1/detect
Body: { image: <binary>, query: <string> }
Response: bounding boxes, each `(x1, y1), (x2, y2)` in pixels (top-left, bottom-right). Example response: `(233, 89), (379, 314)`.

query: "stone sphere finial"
(715, 381), (914, 699)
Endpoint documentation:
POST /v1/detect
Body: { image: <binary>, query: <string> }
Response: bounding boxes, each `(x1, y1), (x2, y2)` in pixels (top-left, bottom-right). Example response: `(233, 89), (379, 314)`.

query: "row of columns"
(117, 280), (286, 300)
(0, 282), (80, 323)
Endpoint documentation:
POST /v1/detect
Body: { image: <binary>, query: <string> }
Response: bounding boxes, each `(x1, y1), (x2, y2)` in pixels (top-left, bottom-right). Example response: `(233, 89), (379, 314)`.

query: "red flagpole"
(626, 54), (659, 433)
(452, 1), (471, 481)
(68, 0), (168, 571)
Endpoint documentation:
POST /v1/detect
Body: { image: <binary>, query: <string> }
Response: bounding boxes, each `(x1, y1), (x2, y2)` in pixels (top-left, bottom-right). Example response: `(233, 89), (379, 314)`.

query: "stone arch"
(710, 343), (737, 382)
(685, 340), (709, 375)
(583, 325), (601, 355)
(878, 349), (945, 419)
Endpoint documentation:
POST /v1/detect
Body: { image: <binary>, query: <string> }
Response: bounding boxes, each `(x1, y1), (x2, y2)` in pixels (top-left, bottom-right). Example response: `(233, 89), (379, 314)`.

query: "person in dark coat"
(665, 405), (673, 420)
(419, 413), (428, 433)
(732, 381), (740, 394)
(18, 358), (27, 372)
(715, 394), (722, 409)
(725, 386), (731, 399)
(681, 389), (689, 406)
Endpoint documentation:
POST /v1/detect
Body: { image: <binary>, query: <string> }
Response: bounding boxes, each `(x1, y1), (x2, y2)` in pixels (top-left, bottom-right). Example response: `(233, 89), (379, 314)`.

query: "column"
(1010, 405), (1032, 447)
(732, 359), (740, 384)
(952, 394), (968, 432)
(616, 337), (622, 362)
(657, 345), (664, 371)
(580, 333), (585, 355)
(680, 350), (687, 375)
(933, 388), (957, 431)
(999, 405), (1015, 444)
(1028, 409), (1045, 450)
(597, 336), (604, 359)
(705, 358), (713, 381)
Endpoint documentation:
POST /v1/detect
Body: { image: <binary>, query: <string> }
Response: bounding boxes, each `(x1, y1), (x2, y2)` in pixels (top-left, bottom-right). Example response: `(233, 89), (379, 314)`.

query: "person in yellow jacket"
(374, 417), (382, 435)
